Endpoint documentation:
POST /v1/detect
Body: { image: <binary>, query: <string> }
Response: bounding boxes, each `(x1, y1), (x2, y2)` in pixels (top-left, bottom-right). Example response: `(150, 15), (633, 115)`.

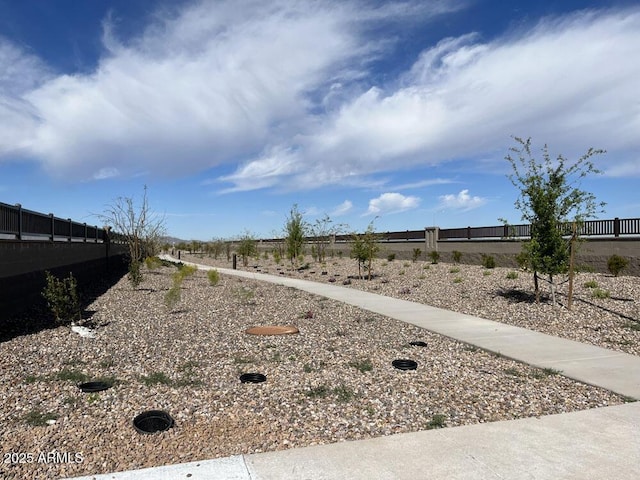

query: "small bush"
(428, 251), (440, 264)
(42, 271), (81, 325)
(591, 288), (610, 299)
(349, 358), (373, 373)
(55, 368), (88, 383)
(24, 409), (58, 427)
(179, 264), (198, 278)
(481, 254), (496, 269)
(427, 414), (446, 429)
(207, 269), (220, 286)
(306, 385), (330, 398)
(607, 255), (629, 277)
(515, 251), (530, 271)
(387, 253), (396, 262)
(141, 371), (172, 386)
(164, 285), (181, 310)
(412, 248), (422, 262)
(506, 271), (519, 279)
(453, 277), (463, 284)
(483, 270), (492, 276)
(452, 250), (462, 263)
(583, 280), (598, 288)
(128, 261), (143, 287)
(333, 384), (355, 403)
(449, 267), (460, 273)
(144, 256), (163, 270)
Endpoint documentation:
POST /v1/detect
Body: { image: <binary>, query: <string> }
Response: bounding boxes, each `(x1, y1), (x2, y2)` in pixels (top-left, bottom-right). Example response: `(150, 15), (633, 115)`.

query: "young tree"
(236, 231), (257, 267)
(308, 214), (348, 263)
(505, 137), (605, 306)
(97, 186), (166, 287)
(284, 204), (307, 265)
(350, 221), (380, 280)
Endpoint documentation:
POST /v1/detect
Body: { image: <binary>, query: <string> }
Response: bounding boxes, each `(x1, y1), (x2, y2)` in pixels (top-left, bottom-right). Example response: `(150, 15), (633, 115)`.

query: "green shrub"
(412, 248), (422, 262)
(55, 368), (88, 383)
(452, 250), (462, 263)
(179, 264), (198, 278)
(273, 249), (282, 264)
(483, 270), (492, 276)
(453, 277), (463, 284)
(387, 253), (396, 262)
(449, 267), (460, 273)
(607, 255), (629, 277)
(349, 358), (373, 373)
(481, 254), (496, 269)
(506, 271), (519, 279)
(583, 280), (598, 288)
(428, 251), (440, 264)
(24, 409), (58, 427)
(164, 285), (181, 310)
(42, 271), (81, 325)
(515, 250), (530, 271)
(207, 269), (220, 286)
(141, 371), (172, 386)
(144, 256), (163, 270)
(427, 414), (446, 429)
(128, 260), (143, 287)
(591, 288), (610, 299)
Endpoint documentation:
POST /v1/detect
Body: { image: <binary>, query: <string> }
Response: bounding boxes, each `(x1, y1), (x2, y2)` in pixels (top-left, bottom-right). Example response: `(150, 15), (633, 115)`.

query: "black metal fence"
(257, 217), (639, 244)
(0, 202), (108, 243)
(438, 217), (639, 240)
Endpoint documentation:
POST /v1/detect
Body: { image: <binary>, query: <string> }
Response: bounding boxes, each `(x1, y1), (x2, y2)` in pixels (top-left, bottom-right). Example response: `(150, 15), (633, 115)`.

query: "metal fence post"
(614, 217), (620, 237)
(68, 218), (72, 241)
(16, 204), (23, 240)
(50, 214), (55, 241)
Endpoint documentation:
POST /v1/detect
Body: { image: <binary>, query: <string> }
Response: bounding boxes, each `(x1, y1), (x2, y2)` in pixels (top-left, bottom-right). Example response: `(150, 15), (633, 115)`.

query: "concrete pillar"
(425, 227), (439, 251)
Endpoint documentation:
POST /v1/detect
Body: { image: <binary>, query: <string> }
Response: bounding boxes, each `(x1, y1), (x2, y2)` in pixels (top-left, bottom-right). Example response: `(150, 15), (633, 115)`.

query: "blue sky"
(1, 0), (638, 240)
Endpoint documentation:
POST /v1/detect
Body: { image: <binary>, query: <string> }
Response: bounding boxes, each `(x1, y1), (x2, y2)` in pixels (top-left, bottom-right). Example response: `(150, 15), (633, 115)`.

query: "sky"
(0, 0), (638, 241)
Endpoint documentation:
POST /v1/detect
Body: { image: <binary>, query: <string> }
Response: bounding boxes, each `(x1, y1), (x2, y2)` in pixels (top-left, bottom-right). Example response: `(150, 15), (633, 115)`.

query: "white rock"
(71, 325), (96, 338)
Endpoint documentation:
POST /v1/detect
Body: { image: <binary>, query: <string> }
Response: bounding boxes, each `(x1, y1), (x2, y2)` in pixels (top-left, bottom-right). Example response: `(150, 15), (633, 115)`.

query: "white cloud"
(221, 7), (640, 188)
(92, 167), (120, 180)
(331, 200), (353, 216)
(365, 192), (420, 215)
(438, 189), (486, 210)
(1, 2), (639, 186)
(604, 159), (640, 177)
(389, 178), (455, 190)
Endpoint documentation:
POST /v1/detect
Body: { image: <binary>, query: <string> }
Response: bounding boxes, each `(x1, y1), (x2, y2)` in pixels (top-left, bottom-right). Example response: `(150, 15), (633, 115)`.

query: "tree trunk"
(550, 274), (556, 307)
(534, 271), (540, 303)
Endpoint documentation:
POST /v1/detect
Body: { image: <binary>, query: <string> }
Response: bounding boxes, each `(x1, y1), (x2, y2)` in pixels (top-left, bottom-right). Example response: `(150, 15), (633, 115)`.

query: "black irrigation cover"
(78, 381), (112, 393)
(409, 341), (428, 347)
(392, 359), (418, 370)
(133, 410), (174, 434)
(240, 373), (267, 383)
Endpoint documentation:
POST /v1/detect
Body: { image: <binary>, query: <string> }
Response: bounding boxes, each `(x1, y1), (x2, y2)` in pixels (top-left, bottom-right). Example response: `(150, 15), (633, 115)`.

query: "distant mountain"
(160, 235), (188, 245)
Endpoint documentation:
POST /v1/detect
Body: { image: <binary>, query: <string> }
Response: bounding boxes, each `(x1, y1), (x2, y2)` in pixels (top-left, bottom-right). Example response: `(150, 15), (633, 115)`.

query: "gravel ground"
(189, 252), (640, 356)
(0, 258), (634, 479)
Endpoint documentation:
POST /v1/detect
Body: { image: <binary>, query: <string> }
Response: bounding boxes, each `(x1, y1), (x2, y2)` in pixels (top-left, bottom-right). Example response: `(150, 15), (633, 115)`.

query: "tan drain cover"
(245, 325), (300, 335)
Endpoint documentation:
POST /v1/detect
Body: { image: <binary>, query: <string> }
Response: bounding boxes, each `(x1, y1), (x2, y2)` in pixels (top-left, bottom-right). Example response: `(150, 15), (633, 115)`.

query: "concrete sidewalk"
(68, 402), (640, 480)
(67, 257), (640, 479)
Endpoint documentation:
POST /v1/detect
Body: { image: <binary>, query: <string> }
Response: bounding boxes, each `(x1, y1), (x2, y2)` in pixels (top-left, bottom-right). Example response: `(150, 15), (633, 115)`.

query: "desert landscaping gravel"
(0, 257), (636, 479)
(191, 252), (640, 356)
